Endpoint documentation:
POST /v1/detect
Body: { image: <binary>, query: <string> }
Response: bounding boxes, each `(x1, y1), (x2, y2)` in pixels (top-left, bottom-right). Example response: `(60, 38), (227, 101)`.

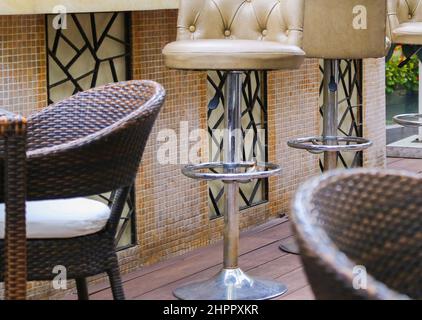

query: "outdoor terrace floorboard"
(62, 157), (419, 300)
(64, 217), (314, 300)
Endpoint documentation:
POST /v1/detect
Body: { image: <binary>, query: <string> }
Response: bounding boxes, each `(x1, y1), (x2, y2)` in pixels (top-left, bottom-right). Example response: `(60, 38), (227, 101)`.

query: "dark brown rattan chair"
(0, 111), (27, 300)
(0, 80), (165, 300)
(292, 169), (421, 300)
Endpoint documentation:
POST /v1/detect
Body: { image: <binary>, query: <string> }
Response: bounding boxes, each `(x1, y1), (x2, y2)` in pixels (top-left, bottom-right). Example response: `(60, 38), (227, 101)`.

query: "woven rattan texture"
(0, 80), (165, 300)
(0, 81), (165, 201)
(293, 170), (421, 300)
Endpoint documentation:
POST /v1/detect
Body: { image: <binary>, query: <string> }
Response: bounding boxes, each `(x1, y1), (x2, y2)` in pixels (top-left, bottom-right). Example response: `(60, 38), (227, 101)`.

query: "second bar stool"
(163, 0), (305, 300)
(280, 0), (388, 254)
(387, 0), (422, 135)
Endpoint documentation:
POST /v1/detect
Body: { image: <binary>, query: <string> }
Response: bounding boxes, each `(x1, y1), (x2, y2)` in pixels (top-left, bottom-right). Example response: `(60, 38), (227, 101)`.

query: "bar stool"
(280, 0), (387, 254)
(163, 0), (306, 300)
(387, 0), (422, 132)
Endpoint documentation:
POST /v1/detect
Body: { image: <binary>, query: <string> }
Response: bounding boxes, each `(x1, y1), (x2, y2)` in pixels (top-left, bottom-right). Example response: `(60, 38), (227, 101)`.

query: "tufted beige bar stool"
(387, 1), (422, 133)
(280, 0), (387, 254)
(387, 0), (422, 45)
(163, 0), (305, 300)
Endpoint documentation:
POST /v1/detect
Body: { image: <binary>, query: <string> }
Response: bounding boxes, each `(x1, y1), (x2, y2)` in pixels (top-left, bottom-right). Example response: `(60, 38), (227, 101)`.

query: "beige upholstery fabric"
(304, 0), (387, 59)
(164, 40), (305, 70)
(388, 0), (422, 44)
(163, 0), (305, 70)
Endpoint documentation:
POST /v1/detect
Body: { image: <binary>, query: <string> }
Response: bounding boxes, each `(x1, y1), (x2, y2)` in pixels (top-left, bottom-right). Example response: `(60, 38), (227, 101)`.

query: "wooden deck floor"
(63, 157), (420, 300)
(65, 218), (314, 300)
(387, 157), (422, 176)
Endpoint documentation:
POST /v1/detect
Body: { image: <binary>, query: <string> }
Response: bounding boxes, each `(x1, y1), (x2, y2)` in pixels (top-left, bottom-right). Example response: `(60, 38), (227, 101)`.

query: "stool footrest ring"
(288, 136), (373, 153)
(182, 161), (281, 183)
(393, 114), (422, 127)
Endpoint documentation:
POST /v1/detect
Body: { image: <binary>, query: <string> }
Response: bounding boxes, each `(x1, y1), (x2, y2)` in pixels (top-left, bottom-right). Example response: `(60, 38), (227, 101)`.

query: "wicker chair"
(0, 110), (27, 300)
(0, 80), (165, 300)
(292, 169), (421, 300)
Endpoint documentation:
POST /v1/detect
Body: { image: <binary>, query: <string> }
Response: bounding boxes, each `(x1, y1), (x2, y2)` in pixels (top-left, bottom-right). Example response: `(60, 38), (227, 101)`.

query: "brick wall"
(268, 59), (321, 218)
(0, 14), (48, 299)
(0, 15), (47, 116)
(131, 10), (210, 265)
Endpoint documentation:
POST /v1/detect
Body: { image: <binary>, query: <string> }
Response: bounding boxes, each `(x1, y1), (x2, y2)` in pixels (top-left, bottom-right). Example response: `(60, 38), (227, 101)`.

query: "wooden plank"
(93, 239), (291, 300)
(281, 285), (315, 300)
(247, 250), (302, 279)
(386, 157), (403, 165)
(275, 268), (310, 300)
(64, 218), (289, 299)
(131, 265), (312, 301)
(88, 219), (292, 299)
(115, 218), (287, 283)
(131, 241), (301, 300)
(387, 158), (422, 173)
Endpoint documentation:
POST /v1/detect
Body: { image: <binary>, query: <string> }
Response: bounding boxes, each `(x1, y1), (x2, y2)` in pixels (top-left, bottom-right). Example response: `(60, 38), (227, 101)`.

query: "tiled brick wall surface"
(0, 11), (386, 299)
(131, 10), (210, 265)
(268, 59), (321, 217)
(0, 14), (48, 300)
(0, 15), (47, 116)
(363, 58), (387, 168)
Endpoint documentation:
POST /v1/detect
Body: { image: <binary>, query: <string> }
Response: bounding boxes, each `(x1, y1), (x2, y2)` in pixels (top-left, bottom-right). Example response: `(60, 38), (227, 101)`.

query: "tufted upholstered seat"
(163, 0), (305, 70)
(303, 0), (387, 59)
(388, 0), (422, 45)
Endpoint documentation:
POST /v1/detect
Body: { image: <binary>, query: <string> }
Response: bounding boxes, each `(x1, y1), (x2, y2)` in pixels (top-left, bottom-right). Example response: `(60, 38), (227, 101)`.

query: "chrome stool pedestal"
(280, 59), (373, 255)
(392, 114), (422, 147)
(174, 268), (286, 301)
(173, 72), (286, 300)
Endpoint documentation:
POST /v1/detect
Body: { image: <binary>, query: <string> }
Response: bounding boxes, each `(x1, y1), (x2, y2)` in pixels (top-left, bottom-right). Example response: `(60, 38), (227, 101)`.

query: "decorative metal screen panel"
(207, 71), (268, 219)
(46, 12), (136, 250)
(319, 59), (364, 171)
(46, 12), (131, 104)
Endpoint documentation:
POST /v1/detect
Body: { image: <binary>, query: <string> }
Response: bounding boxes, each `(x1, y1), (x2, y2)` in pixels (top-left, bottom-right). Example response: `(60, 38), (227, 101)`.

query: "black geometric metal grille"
(207, 71), (268, 219)
(45, 12), (136, 250)
(319, 59), (364, 171)
(46, 12), (132, 104)
(96, 187), (137, 251)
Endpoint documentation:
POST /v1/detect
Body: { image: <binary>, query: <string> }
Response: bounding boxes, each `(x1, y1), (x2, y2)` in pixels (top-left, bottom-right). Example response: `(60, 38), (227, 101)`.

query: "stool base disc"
(173, 268), (287, 300)
(279, 238), (300, 255)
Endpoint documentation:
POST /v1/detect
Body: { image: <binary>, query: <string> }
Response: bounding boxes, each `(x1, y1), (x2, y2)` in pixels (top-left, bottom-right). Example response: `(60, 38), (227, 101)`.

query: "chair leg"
(75, 278), (89, 300)
(107, 266), (125, 300)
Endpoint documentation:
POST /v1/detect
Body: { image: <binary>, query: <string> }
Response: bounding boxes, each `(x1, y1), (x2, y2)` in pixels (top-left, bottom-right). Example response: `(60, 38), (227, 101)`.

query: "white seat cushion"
(0, 198), (111, 239)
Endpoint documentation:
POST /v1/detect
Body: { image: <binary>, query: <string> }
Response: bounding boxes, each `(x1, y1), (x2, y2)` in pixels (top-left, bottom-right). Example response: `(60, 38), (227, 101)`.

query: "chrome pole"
(174, 71), (287, 300)
(323, 59), (339, 171)
(223, 71), (241, 269)
(280, 59), (339, 255)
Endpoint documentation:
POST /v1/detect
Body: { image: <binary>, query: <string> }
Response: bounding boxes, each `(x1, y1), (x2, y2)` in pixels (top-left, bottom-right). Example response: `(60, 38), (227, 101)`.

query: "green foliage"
(386, 52), (419, 95)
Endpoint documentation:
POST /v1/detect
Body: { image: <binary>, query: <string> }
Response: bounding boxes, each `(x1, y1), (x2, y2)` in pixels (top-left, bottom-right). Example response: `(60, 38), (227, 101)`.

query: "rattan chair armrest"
(0, 109), (27, 136)
(0, 108), (28, 300)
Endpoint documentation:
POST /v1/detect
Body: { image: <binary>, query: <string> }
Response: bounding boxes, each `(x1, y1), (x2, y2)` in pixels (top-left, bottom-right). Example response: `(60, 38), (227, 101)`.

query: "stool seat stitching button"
(224, 30), (231, 37)
(189, 25), (196, 32)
